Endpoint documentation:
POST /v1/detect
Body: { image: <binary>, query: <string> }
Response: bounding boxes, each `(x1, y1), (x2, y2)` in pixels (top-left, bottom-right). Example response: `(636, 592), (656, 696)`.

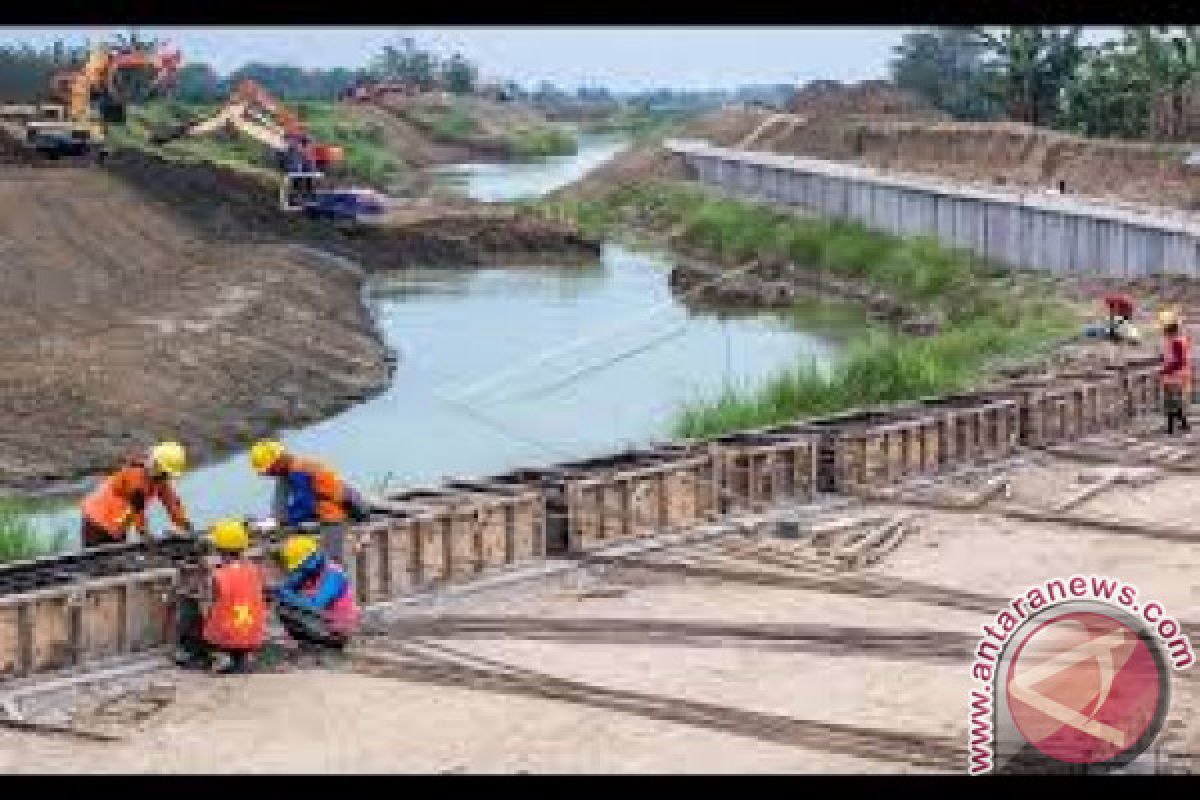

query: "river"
(34, 134), (844, 540)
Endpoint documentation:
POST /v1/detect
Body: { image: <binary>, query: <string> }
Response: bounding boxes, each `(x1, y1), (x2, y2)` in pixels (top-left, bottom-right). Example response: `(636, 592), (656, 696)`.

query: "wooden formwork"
(705, 429), (819, 513)
(916, 394), (1020, 466)
(987, 378), (1087, 447)
(1103, 358), (1163, 418)
(1052, 371), (1127, 434)
(0, 569), (178, 683)
(363, 484), (546, 599)
(776, 408), (941, 494)
(560, 445), (719, 554)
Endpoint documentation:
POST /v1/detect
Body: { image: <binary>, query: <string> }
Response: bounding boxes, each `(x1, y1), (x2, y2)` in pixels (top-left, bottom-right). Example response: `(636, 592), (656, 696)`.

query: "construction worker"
(80, 441), (193, 548)
(270, 534), (361, 650)
(1103, 292), (1136, 343)
(175, 518), (268, 674)
(1159, 309), (1192, 435)
(249, 440), (369, 564)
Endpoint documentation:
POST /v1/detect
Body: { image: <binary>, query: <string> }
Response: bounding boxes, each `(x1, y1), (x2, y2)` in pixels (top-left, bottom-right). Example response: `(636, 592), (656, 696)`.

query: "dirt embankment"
(0, 152), (598, 491)
(0, 165), (391, 490)
(104, 149), (601, 270)
(681, 104), (1200, 211)
(345, 94), (570, 169)
(560, 72), (1200, 213)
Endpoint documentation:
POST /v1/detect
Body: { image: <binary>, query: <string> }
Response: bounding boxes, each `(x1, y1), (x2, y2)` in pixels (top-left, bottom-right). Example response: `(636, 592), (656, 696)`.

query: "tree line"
(891, 26), (1200, 141)
(0, 36), (486, 104)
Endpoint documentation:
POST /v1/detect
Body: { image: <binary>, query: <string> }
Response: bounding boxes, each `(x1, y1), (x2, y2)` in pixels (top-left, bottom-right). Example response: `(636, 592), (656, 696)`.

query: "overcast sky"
(0, 27), (1122, 91)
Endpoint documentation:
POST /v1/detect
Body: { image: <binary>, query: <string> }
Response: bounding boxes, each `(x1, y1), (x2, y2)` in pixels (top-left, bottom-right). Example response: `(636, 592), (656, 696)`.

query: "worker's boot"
(174, 646), (210, 671)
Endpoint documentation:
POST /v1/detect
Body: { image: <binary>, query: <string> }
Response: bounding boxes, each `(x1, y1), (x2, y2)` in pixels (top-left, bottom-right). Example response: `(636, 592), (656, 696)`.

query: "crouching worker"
(270, 534), (361, 650)
(175, 518), (267, 674)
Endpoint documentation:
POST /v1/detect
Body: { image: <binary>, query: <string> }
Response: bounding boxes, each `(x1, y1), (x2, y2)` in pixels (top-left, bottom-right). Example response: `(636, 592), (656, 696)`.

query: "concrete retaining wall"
(665, 139), (1200, 278)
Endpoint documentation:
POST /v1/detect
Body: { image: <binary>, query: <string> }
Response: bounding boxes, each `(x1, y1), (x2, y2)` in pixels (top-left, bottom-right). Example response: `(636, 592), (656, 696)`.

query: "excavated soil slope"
(565, 103), (1200, 212)
(692, 107), (1200, 211)
(0, 165), (390, 490)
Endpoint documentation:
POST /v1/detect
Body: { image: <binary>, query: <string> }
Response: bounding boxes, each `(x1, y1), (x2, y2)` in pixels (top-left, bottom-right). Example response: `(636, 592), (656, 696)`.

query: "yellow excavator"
(0, 39), (181, 163)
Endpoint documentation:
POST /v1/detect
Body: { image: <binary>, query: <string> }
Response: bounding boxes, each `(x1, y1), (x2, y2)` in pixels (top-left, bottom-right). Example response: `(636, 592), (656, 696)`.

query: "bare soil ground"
(0, 165), (390, 490)
(5, 430), (1197, 773)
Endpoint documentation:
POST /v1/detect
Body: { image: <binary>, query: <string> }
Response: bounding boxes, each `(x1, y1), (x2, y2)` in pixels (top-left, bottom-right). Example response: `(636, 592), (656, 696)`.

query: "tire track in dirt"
(349, 638), (964, 772)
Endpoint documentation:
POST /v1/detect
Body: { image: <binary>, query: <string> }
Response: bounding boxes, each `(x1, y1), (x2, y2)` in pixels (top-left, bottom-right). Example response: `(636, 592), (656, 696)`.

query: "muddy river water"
(35, 134), (844, 540)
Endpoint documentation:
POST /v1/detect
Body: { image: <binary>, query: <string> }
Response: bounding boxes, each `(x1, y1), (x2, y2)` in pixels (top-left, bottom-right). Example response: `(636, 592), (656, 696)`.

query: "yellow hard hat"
(250, 439), (286, 474)
(281, 535), (319, 572)
(210, 518), (250, 553)
(149, 441), (187, 478)
(1158, 309), (1181, 329)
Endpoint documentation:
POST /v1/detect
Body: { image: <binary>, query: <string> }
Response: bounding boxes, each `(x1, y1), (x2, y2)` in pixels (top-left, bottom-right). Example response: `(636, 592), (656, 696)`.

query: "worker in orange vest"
(175, 518), (268, 674)
(80, 441), (194, 548)
(1159, 309), (1192, 435)
(249, 440), (370, 564)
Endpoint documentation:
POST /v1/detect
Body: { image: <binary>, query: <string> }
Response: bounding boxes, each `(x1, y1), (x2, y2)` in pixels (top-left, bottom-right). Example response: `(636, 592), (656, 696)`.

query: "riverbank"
(0, 145), (601, 498)
(540, 180), (1082, 438)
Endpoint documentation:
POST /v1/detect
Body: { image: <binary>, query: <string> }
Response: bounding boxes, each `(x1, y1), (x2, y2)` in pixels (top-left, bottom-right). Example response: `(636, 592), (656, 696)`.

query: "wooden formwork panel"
(561, 447), (717, 553)
(348, 515), (422, 605)
(795, 410), (928, 492)
(708, 431), (818, 512)
(0, 571), (178, 684)
(123, 576), (174, 655)
(81, 586), (123, 663)
(0, 605), (19, 679)
(1054, 373), (1125, 434)
(31, 596), (72, 673)
(384, 484), (545, 586)
(918, 395), (1018, 465)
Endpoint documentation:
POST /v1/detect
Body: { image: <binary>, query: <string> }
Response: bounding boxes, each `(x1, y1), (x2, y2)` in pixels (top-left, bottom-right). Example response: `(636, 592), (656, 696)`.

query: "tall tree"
(890, 27), (1001, 120)
(974, 26), (1084, 127)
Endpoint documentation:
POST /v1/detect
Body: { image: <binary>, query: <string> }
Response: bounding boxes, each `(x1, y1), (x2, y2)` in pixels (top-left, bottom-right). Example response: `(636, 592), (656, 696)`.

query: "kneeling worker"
(81, 441), (194, 548)
(270, 534), (361, 649)
(249, 439), (370, 564)
(176, 518), (267, 673)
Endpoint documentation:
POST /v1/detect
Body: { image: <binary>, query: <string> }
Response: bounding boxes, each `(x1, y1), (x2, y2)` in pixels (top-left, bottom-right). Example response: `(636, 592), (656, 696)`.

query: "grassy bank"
(113, 101), (407, 189)
(543, 180), (1078, 438)
(504, 126), (578, 159)
(408, 101), (578, 160)
(0, 500), (66, 564)
(582, 109), (689, 143)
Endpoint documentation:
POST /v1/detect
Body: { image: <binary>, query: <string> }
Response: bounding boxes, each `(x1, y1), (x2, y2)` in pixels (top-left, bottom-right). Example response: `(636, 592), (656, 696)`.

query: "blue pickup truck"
(301, 188), (387, 222)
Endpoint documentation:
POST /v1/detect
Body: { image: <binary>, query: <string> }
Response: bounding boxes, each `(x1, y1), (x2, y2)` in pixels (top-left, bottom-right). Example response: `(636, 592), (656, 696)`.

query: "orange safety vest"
(81, 461), (189, 541)
(1162, 334), (1192, 390)
(202, 561), (268, 651)
(288, 456), (349, 524)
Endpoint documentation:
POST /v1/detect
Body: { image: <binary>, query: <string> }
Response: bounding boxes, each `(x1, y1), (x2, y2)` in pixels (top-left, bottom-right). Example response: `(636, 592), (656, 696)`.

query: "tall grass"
(0, 500), (67, 564)
(116, 101), (406, 189)
(504, 125), (578, 160)
(675, 312), (1075, 439)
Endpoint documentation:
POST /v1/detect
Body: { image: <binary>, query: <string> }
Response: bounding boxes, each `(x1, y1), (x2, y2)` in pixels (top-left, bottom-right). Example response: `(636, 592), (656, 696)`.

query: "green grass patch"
(675, 311), (1075, 439)
(0, 500), (68, 564)
(115, 101), (407, 189)
(583, 109), (690, 143)
(504, 125), (578, 160)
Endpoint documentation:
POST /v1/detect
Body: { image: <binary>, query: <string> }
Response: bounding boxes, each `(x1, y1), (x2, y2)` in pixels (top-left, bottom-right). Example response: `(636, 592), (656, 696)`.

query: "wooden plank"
(0, 606), (18, 680)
